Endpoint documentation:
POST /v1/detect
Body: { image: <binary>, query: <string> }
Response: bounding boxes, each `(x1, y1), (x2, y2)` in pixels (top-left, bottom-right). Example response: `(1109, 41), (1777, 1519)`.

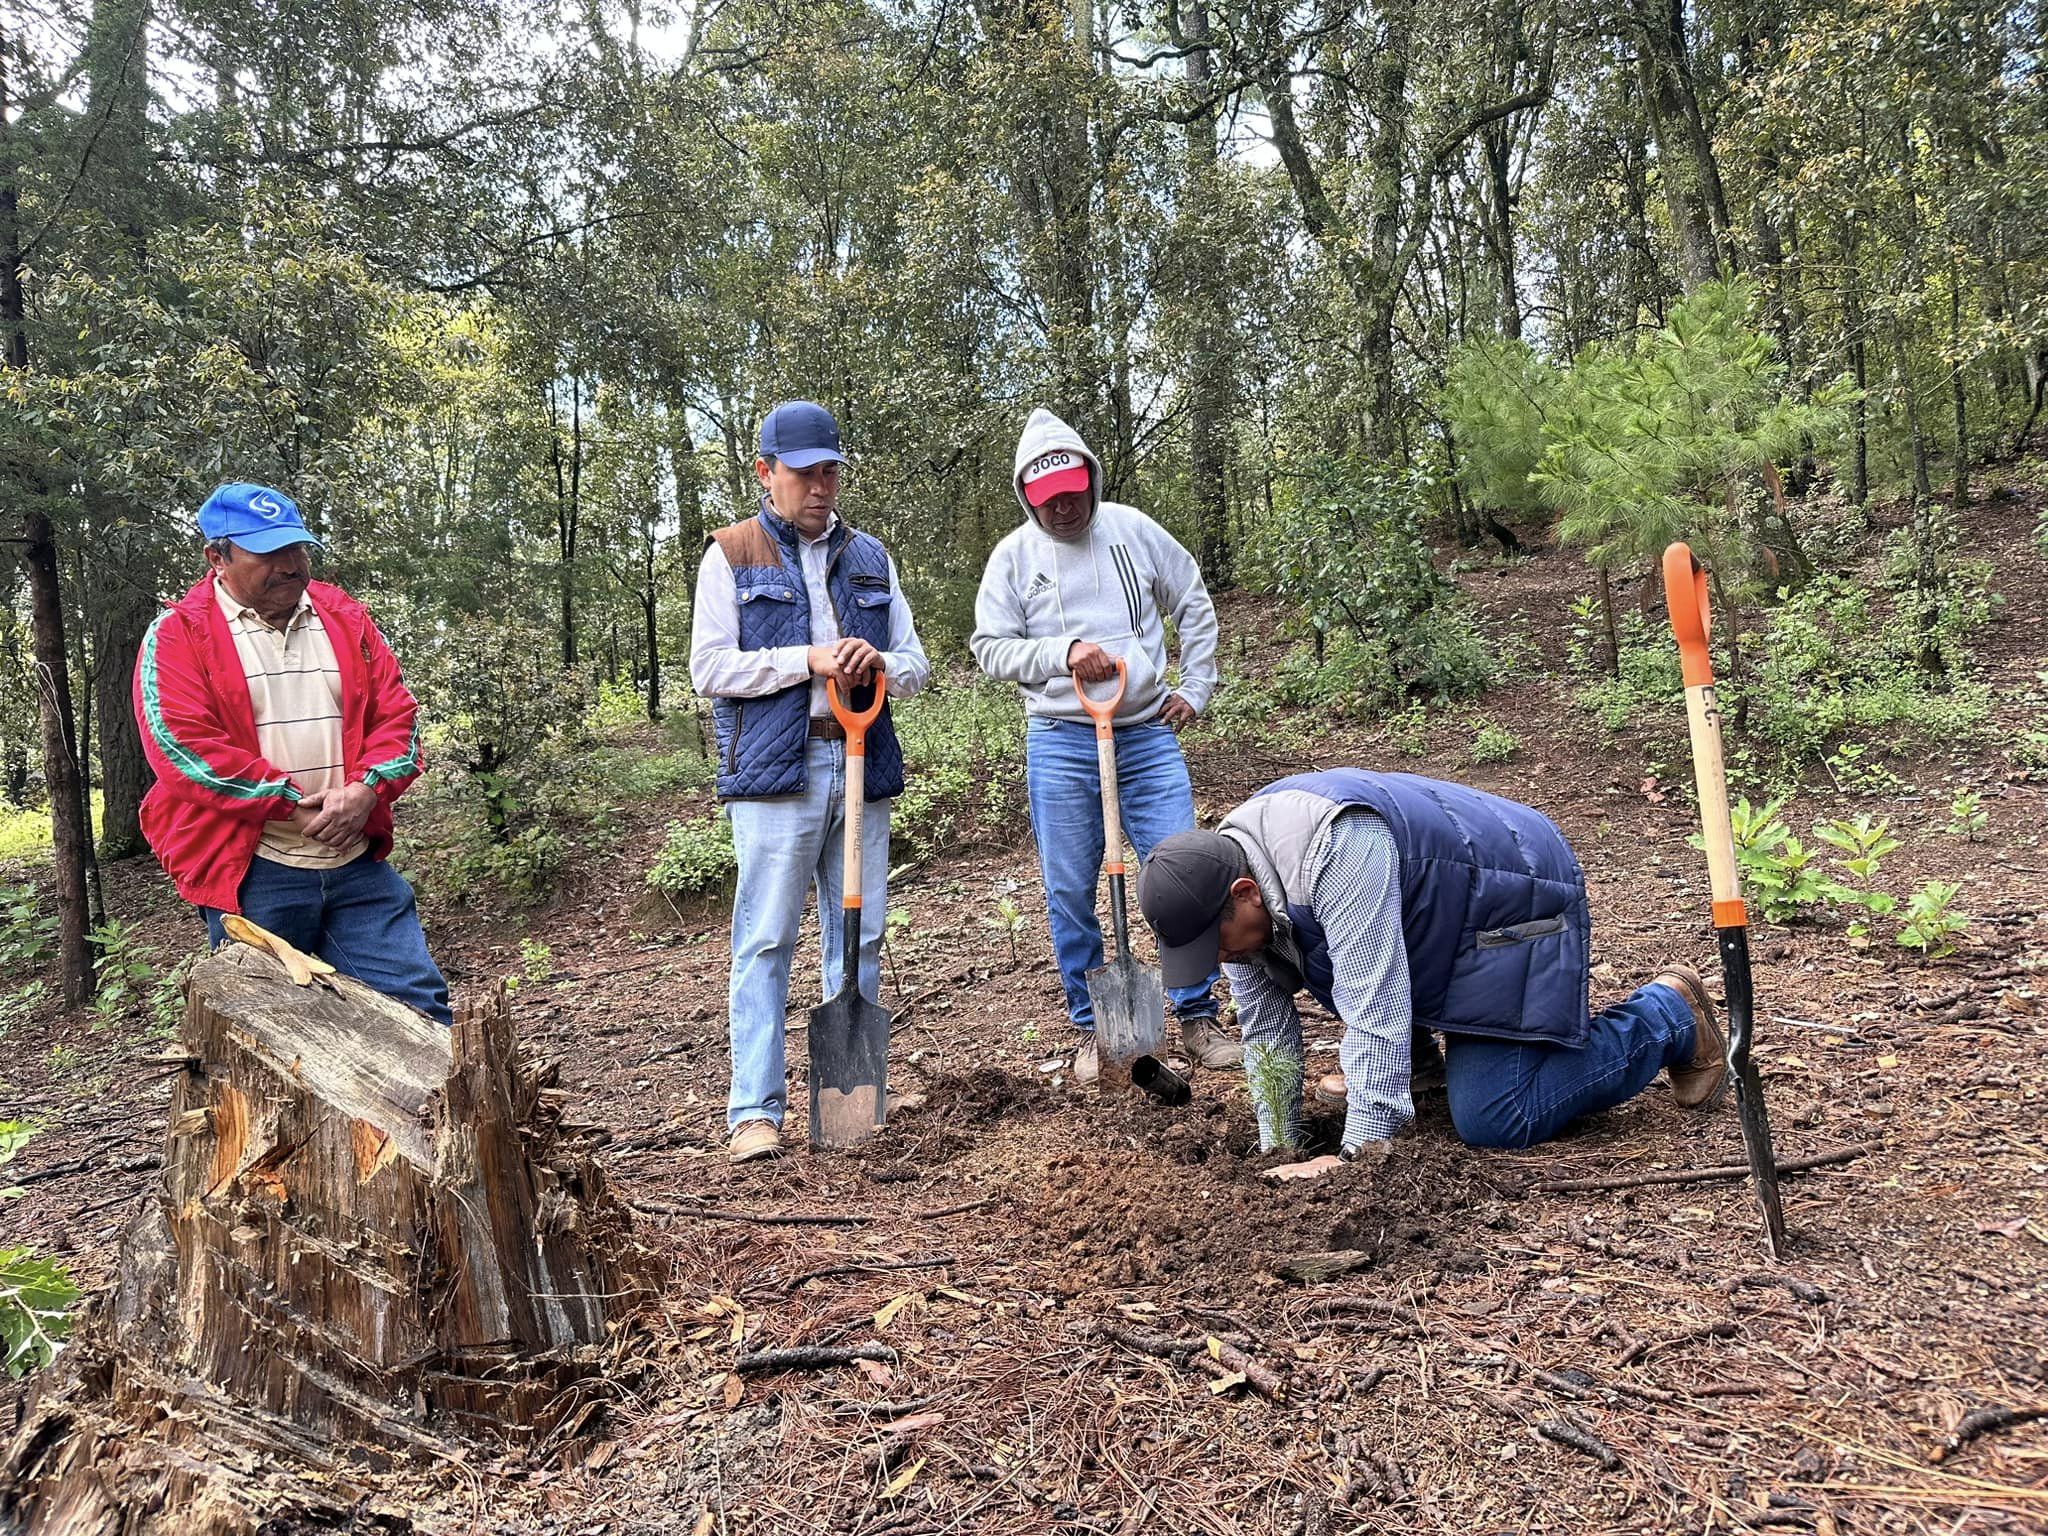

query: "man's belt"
(808, 715), (846, 742)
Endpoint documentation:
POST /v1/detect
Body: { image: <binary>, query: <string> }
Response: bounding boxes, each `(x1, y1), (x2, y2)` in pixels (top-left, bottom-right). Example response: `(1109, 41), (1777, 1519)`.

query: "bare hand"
(285, 789), (327, 835)
(301, 783), (377, 848)
(1067, 640), (1117, 683)
(1159, 693), (1197, 732)
(1261, 1154), (1345, 1183)
(808, 639), (881, 688)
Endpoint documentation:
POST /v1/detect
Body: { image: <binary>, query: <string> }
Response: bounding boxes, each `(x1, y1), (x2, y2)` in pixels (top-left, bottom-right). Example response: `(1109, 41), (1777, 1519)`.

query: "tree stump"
(1, 945), (657, 1533)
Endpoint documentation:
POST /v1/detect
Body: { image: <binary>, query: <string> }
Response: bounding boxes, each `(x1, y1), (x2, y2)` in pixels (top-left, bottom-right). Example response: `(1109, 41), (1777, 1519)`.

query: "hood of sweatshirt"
(1011, 408), (1101, 532)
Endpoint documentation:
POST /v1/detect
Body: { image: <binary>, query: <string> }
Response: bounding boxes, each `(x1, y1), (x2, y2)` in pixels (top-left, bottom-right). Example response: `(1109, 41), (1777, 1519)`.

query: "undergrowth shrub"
(1252, 459), (1495, 718)
(647, 814), (737, 900)
(891, 675), (1026, 862)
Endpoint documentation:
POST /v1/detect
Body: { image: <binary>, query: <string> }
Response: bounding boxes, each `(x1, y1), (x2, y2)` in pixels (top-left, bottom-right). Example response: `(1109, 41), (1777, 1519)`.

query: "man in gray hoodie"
(971, 409), (1242, 1080)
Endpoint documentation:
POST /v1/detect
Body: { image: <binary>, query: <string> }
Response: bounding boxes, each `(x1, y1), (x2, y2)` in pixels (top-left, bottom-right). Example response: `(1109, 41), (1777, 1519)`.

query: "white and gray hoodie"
(970, 409), (1219, 724)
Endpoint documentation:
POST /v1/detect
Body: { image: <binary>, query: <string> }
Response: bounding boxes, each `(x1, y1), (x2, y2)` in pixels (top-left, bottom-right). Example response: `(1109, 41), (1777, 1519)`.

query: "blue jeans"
(1441, 981), (1697, 1149)
(1025, 716), (1218, 1032)
(202, 855), (451, 1025)
(724, 739), (891, 1130)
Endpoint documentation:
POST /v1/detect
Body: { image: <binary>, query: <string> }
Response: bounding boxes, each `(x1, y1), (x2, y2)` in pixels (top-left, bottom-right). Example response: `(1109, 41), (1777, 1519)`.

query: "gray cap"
(1136, 830), (1245, 989)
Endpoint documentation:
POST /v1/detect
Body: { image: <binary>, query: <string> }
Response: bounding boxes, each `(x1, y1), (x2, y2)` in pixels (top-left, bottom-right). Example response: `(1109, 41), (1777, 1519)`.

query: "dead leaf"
(1639, 776), (1666, 803)
(722, 1373), (744, 1410)
(1978, 1215), (2034, 1239)
(874, 1291), (924, 1331)
(854, 1357), (895, 1388)
(934, 1286), (985, 1307)
(881, 1457), (925, 1499)
(888, 1410), (946, 1435)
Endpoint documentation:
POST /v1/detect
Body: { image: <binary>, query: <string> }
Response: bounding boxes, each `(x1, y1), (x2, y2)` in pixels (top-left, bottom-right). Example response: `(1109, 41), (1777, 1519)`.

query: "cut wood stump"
(1, 945), (658, 1534)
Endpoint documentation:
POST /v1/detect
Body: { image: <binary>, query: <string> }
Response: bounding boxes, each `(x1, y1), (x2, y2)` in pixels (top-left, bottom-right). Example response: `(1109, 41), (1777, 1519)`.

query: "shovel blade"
(1087, 955), (1165, 1068)
(1730, 1056), (1789, 1260)
(808, 989), (892, 1149)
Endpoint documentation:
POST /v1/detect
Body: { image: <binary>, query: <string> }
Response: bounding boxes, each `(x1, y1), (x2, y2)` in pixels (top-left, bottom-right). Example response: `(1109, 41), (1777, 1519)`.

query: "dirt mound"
(915, 1064), (1051, 1125)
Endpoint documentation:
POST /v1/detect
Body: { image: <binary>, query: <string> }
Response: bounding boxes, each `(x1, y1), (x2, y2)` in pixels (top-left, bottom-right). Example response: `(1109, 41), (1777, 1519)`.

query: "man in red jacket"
(134, 483), (450, 1024)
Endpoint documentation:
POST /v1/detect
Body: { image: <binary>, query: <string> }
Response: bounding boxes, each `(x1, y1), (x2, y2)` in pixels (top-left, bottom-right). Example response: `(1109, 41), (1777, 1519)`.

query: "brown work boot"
(729, 1119), (783, 1164)
(1311, 1071), (1347, 1108)
(1180, 1015), (1244, 1070)
(1072, 1033), (1100, 1086)
(1656, 964), (1728, 1109)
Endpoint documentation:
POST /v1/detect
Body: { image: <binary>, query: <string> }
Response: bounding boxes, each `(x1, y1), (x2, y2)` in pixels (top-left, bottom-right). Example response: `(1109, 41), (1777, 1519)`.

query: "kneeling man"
(1137, 770), (1725, 1175)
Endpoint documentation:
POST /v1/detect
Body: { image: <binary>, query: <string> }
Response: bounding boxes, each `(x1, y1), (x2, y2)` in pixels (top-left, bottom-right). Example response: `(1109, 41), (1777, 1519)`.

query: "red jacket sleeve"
(355, 615), (424, 806)
(133, 609), (301, 823)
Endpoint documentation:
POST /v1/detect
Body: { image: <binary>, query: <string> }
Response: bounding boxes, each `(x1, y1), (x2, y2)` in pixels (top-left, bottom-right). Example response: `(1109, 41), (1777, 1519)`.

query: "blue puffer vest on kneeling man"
(708, 505), (906, 801)
(1220, 769), (1593, 1048)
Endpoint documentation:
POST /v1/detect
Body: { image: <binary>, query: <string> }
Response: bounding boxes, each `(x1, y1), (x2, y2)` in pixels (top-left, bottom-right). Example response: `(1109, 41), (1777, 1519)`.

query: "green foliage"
(0, 885), (56, 974)
(519, 940), (555, 985)
(0, 982), (50, 1040)
(1469, 720), (1519, 764)
(1714, 797), (1834, 924)
(1536, 279), (1851, 585)
(1, 1124), (81, 1378)
(2013, 732), (2048, 772)
(1814, 815), (1900, 884)
(87, 919), (157, 1029)
(1896, 881), (1969, 958)
(647, 816), (738, 900)
(1252, 460), (1494, 718)
(1748, 572), (1994, 772)
(1441, 338), (1560, 516)
(1945, 791), (1988, 841)
(1385, 700), (1432, 758)
(988, 889), (1030, 967)
(1242, 1042), (1302, 1153)
(890, 677), (1027, 863)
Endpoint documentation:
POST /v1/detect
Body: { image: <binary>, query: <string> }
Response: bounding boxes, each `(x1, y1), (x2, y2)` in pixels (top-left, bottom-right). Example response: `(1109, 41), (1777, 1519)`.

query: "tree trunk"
(92, 558), (154, 860)
(1950, 271), (1969, 507)
(21, 510), (95, 1007)
(0, 953), (654, 1533)
(1183, 0), (1232, 585)
(1596, 565), (1620, 679)
(1632, 0), (1729, 288)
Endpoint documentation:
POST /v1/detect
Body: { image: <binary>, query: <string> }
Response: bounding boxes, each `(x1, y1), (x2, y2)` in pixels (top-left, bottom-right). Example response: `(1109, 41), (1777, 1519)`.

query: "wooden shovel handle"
(1663, 542), (1745, 928)
(1078, 660), (1129, 876)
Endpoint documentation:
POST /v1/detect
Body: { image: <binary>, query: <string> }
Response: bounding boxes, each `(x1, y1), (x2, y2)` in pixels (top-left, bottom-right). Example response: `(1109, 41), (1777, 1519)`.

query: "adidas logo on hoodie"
(1025, 571), (1055, 599)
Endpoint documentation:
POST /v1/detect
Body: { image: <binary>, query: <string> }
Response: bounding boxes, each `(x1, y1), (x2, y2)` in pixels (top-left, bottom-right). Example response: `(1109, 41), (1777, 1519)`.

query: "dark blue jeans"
(1440, 981), (1696, 1149)
(202, 855), (452, 1026)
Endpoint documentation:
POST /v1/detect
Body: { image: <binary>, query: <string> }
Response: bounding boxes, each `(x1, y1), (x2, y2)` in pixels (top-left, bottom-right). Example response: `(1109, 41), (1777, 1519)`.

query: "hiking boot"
(1311, 1071), (1347, 1108)
(1073, 1033), (1100, 1086)
(729, 1119), (783, 1164)
(1656, 964), (1728, 1109)
(1179, 1015), (1244, 1070)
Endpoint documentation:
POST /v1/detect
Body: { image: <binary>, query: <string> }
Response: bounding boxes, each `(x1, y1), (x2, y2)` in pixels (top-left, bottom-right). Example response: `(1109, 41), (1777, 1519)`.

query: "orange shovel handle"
(1662, 542), (1714, 689)
(1076, 657), (1128, 738)
(827, 661), (888, 758)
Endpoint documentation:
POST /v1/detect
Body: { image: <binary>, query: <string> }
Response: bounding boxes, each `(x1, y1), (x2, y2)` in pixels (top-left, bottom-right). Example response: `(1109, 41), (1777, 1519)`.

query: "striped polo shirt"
(214, 578), (367, 869)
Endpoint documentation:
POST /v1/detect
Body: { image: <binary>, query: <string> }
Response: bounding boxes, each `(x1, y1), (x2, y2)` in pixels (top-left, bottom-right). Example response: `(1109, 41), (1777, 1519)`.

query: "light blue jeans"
(724, 739), (892, 1130)
(1025, 716), (1219, 1032)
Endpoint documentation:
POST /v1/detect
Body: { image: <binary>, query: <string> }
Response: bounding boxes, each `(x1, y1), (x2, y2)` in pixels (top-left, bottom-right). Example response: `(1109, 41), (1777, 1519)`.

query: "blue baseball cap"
(197, 483), (323, 555)
(758, 401), (847, 470)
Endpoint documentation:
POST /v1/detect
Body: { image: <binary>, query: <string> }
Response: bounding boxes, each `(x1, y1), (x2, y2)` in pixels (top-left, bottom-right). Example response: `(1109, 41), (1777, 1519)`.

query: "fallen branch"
(1617, 1320), (1738, 1368)
(1722, 1272), (1829, 1304)
(1084, 1320), (1285, 1402)
(1271, 1249), (1378, 1284)
(1930, 1404), (2048, 1464)
(783, 1255), (957, 1292)
(1526, 1144), (1872, 1194)
(1537, 1418), (1622, 1470)
(735, 1344), (898, 1374)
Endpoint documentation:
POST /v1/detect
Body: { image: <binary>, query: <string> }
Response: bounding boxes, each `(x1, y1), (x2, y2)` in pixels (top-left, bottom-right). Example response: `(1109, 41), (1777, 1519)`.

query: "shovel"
(1076, 659), (1169, 1090)
(808, 663), (892, 1150)
(1663, 542), (1789, 1260)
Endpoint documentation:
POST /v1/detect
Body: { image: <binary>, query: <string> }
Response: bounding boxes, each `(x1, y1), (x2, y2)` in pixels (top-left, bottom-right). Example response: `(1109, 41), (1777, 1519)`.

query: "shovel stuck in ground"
(1076, 659), (1174, 1096)
(1663, 542), (1789, 1259)
(808, 666), (893, 1149)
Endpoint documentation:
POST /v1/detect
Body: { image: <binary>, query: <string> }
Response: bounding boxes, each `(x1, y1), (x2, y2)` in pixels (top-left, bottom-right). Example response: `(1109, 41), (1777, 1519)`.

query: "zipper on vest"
(1476, 915), (1567, 948)
(726, 701), (744, 777)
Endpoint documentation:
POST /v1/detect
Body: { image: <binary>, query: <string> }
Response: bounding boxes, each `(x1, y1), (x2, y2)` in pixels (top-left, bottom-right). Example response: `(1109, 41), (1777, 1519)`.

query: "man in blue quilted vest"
(1137, 769), (1727, 1180)
(689, 401), (931, 1163)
